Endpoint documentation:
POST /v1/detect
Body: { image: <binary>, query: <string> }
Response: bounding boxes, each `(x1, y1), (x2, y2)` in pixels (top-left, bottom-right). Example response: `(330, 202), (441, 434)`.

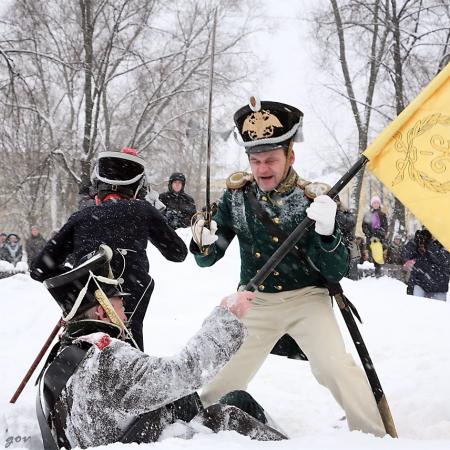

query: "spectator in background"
(26, 225), (47, 266)
(335, 195), (358, 279)
(402, 228), (450, 301)
(159, 172), (197, 229)
(78, 184), (97, 210)
(362, 195), (388, 277)
(0, 233), (6, 251)
(385, 235), (407, 283)
(0, 233), (25, 266)
(355, 236), (369, 265)
(386, 235), (404, 265)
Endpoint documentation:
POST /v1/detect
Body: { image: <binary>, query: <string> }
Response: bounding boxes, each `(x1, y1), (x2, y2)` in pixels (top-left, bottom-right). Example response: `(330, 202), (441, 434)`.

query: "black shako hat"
(91, 148), (146, 198)
(44, 245), (129, 318)
(233, 97), (304, 154)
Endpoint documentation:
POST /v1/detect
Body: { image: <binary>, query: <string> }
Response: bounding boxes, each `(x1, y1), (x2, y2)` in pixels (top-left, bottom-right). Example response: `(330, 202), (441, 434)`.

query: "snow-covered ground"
(1, 229), (450, 449)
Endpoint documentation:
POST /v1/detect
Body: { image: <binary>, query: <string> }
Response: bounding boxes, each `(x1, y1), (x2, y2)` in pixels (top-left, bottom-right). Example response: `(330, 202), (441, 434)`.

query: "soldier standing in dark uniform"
(31, 149), (187, 350)
(189, 97), (385, 436)
(159, 172), (197, 229)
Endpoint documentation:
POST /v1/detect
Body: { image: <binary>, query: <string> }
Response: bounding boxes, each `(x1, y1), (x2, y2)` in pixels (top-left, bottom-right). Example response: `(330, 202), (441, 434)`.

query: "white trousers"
(200, 286), (385, 436)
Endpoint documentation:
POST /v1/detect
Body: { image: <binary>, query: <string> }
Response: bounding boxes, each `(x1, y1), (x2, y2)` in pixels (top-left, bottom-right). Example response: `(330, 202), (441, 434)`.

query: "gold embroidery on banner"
(393, 113), (450, 193)
(242, 110), (283, 140)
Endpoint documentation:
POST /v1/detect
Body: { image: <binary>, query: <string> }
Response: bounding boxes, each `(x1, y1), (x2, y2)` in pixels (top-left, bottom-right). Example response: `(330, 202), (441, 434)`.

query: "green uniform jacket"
(191, 182), (349, 293)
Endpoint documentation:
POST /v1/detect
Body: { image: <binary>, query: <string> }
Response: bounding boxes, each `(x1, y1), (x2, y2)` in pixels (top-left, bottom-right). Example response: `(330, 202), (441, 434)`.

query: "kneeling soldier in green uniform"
(190, 97), (385, 437)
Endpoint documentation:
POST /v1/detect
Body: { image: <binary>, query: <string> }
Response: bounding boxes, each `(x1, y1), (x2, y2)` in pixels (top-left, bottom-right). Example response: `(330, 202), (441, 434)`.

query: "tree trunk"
(389, 0), (406, 234)
(79, 0), (94, 189)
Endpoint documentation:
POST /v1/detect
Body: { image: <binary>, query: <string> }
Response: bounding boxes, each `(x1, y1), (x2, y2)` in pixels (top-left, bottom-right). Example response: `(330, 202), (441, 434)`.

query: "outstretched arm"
(100, 292), (254, 415)
(146, 204), (187, 262)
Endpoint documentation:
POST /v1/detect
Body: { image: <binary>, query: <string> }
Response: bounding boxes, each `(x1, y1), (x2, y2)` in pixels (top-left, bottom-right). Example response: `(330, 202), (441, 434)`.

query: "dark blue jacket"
(402, 239), (450, 293)
(30, 199), (187, 348)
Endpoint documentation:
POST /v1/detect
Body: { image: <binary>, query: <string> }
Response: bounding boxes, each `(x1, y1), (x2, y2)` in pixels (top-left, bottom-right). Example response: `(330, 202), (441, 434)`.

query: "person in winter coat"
(0, 232), (6, 250)
(386, 235), (403, 265)
(189, 98), (385, 437)
(0, 233), (25, 266)
(37, 246), (285, 449)
(25, 225), (47, 266)
(30, 149), (188, 351)
(355, 236), (369, 264)
(335, 195), (358, 279)
(362, 195), (388, 276)
(159, 172), (197, 229)
(401, 228), (450, 301)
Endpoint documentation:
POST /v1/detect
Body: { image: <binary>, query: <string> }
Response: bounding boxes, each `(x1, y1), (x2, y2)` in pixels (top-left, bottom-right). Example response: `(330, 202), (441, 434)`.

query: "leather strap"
(36, 343), (91, 449)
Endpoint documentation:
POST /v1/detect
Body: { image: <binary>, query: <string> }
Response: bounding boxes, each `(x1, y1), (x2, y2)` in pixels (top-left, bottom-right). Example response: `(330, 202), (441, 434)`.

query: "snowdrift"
(1, 230), (449, 449)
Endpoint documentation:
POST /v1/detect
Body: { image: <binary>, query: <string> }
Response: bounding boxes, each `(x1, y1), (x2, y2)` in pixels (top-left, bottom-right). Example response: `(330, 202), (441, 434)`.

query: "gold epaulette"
(301, 180), (332, 200)
(226, 171), (254, 190)
(297, 177), (311, 190)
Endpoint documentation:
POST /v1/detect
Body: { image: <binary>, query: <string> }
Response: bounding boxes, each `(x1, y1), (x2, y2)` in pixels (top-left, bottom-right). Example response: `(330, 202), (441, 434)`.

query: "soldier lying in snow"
(36, 245), (286, 449)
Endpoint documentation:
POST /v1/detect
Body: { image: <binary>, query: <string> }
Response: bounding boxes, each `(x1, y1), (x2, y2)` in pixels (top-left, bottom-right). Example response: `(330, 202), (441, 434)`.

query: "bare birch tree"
(311, 0), (450, 237)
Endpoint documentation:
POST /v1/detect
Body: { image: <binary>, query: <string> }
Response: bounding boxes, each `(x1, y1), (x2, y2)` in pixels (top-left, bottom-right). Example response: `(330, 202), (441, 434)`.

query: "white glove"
(146, 188), (166, 212)
(192, 219), (218, 247)
(306, 195), (337, 236)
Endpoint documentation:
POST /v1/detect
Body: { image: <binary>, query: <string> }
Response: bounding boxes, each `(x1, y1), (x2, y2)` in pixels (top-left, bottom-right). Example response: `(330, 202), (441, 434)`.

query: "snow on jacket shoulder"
(61, 306), (247, 449)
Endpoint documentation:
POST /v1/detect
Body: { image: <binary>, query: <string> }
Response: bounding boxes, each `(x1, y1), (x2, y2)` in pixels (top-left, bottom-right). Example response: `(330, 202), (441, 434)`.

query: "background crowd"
(0, 226), (46, 274)
(352, 195), (450, 301)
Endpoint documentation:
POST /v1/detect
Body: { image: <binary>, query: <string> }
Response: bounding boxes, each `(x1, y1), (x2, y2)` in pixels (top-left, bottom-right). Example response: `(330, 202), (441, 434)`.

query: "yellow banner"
(363, 63), (450, 251)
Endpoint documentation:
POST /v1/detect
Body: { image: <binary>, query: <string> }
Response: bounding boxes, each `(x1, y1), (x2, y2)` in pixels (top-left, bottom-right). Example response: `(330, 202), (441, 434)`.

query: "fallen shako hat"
(44, 244), (130, 321)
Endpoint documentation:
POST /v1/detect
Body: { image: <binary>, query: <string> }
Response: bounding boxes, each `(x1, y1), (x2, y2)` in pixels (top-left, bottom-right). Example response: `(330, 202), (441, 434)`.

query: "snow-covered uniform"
(43, 308), (252, 448)
(190, 169), (385, 436)
(191, 170), (349, 292)
(30, 198), (187, 350)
